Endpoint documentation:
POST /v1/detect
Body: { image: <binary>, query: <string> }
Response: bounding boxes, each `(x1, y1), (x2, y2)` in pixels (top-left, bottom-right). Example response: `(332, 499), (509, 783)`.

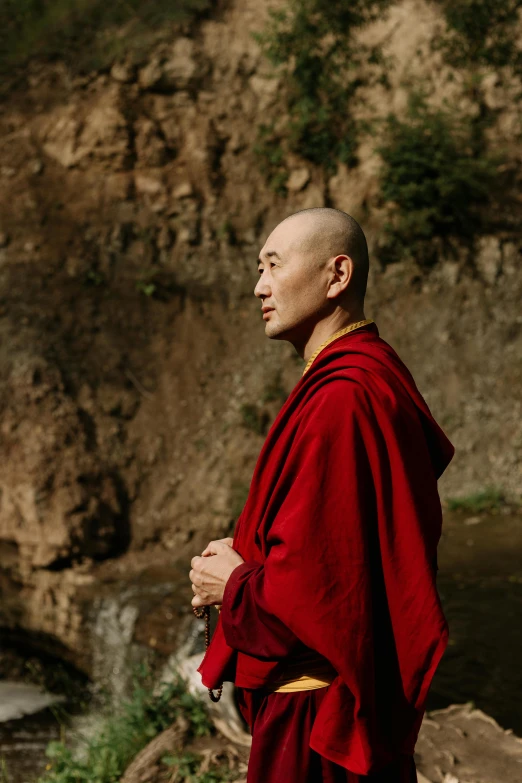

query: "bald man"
(190, 209), (454, 782)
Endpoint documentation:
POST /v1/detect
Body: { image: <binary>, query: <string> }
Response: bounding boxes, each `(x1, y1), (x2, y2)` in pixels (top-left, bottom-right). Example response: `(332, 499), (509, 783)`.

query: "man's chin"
(264, 323), (289, 341)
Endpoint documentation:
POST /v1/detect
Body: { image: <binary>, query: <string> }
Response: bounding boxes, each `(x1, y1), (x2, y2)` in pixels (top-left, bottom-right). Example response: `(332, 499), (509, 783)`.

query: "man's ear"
(326, 254), (353, 299)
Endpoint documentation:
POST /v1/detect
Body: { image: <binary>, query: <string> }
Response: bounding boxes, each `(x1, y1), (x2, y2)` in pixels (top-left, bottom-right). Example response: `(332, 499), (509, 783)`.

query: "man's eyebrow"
(257, 250), (281, 265)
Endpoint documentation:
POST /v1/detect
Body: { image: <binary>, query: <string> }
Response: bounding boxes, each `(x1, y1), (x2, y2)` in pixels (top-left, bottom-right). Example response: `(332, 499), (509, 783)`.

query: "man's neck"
(299, 313), (367, 364)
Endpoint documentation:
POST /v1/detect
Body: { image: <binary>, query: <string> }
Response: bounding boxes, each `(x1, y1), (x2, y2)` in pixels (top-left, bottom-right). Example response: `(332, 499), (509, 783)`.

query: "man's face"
(254, 218), (328, 341)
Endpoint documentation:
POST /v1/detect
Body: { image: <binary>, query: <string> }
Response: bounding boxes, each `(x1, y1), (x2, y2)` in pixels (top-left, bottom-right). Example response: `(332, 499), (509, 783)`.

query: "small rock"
(29, 159), (44, 175)
(439, 261), (460, 287)
(464, 516), (481, 526)
(135, 174), (164, 196)
(242, 228), (256, 244)
(138, 59), (163, 90)
(162, 37), (198, 90)
(249, 74), (279, 104)
(287, 167), (310, 192)
(134, 118), (168, 167)
(138, 39), (203, 92)
(178, 226), (194, 243)
(475, 236), (501, 285)
(66, 257), (82, 277)
(172, 182), (193, 199)
(157, 224), (172, 250)
(501, 241), (520, 276)
(228, 130), (245, 153)
(111, 61), (135, 84)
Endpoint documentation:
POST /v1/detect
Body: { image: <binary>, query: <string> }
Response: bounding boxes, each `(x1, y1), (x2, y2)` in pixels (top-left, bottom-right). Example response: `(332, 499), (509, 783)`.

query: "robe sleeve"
(220, 559), (302, 659)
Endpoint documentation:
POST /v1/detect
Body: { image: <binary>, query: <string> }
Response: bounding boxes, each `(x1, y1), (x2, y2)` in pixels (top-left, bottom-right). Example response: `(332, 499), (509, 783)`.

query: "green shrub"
(239, 403), (270, 436)
(431, 0), (522, 72)
(162, 751), (238, 782)
(0, 0), (211, 75)
(253, 124), (289, 195)
(37, 664), (213, 783)
(446, 486), (508, 513)
(253, 0), (393, 184)
(261, 370), (287, 405)
(377, 93), (500, 266)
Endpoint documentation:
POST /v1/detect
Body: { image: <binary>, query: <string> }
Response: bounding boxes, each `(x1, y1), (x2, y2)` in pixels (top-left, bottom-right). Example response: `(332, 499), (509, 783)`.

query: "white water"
(0, 682), (65, 723)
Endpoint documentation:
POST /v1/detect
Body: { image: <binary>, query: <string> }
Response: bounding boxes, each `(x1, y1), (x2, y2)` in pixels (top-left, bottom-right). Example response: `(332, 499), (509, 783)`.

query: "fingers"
(201, 539), (234, 557)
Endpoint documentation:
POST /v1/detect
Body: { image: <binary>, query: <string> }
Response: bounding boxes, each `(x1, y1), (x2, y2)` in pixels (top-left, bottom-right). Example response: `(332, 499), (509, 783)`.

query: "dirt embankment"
(0, 0), (520, 672)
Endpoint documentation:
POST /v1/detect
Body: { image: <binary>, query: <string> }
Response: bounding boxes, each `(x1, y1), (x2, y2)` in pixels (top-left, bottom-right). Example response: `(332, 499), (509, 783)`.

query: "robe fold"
(198, 322), (454, 775)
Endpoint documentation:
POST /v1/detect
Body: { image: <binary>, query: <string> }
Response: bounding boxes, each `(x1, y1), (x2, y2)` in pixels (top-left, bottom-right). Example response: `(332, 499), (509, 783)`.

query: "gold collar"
(302, 319), (374, 377)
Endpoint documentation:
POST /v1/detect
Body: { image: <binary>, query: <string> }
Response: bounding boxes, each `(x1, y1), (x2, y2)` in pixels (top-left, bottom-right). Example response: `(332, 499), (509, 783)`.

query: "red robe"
(198, 322), (454, 776)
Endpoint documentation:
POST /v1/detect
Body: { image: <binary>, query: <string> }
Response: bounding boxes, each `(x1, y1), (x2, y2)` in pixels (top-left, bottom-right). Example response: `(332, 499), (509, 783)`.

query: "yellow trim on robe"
(263, 649), (338, 693)
(302, 319), (374, 377)
(271, 673), (337, 693)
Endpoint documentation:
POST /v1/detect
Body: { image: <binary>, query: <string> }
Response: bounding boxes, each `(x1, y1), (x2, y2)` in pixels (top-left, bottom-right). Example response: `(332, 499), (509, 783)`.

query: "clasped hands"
(189, 537), (245, 609)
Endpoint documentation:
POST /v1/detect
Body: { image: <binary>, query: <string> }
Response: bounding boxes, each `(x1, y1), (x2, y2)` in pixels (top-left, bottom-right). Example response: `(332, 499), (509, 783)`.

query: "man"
(189, 208), (454, 782)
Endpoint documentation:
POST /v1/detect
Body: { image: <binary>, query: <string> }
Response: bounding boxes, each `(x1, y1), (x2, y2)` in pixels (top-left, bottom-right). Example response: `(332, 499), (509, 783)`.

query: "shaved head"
(255, 208), (370, 356)
(281, 208), (369, 305)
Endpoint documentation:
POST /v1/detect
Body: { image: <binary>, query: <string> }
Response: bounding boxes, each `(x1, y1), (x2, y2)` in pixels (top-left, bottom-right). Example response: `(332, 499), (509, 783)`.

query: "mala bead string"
(192, 605), (223, 702)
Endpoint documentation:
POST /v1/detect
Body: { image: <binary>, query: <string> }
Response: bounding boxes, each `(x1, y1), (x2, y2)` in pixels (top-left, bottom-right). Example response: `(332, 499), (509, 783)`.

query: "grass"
(35, 663), (213, 783)
(446, 486), (508, 514)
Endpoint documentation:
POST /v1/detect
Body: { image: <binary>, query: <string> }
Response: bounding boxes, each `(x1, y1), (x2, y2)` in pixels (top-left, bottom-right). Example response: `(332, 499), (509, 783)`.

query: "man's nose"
(254, 272), (271, 299)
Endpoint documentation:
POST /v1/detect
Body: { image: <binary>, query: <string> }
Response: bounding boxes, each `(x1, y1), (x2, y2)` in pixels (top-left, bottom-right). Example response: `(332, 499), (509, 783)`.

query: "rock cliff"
(0, 0), (520, 672)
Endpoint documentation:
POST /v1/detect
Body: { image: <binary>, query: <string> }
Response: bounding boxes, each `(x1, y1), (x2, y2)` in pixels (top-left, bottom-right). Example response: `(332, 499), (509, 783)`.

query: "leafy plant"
(135, 270), (186, 301)
(37, 664), (213, 783)
(136, 280), (157, 297)
(161, 751), (238, 782)
(253, 0), (394, 181)
(431, 0), (522, 73)
(377, 92), (501, 266)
